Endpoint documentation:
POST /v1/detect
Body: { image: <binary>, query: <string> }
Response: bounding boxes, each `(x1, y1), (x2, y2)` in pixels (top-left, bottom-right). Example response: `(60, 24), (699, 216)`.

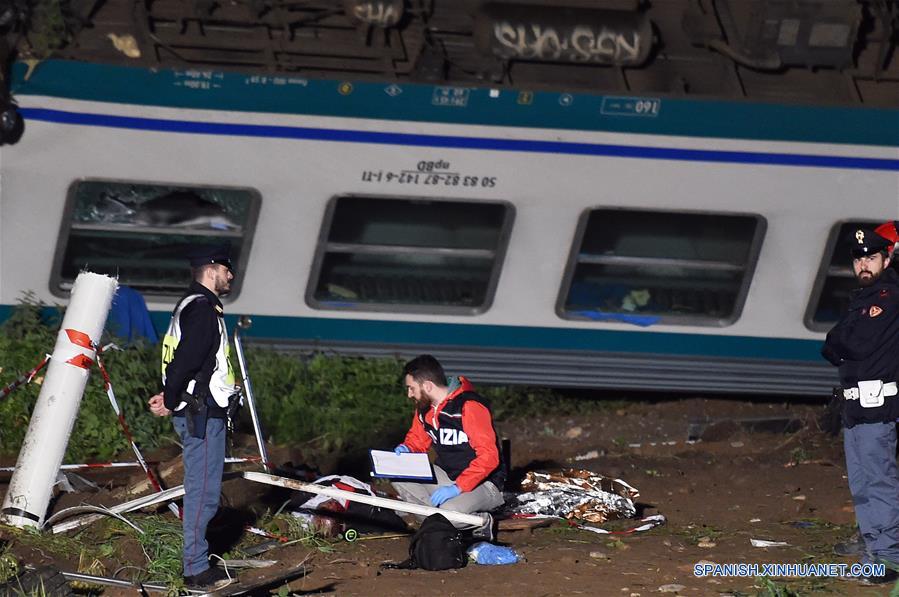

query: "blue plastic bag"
(466, 542), (520, 565)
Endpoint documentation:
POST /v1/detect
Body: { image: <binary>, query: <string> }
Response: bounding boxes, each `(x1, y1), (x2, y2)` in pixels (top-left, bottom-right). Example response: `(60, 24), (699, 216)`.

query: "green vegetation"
(674, 523), (724, 546)
(0, 298), (170, 462)
(131, 515), (185, 588)
(26, 0), (72, 59)
(755, 577), (801, 597)
(0, 300), (581, 463)
(262, 513), (335, 553)
(0, 544), (18, 584)
(788, 446), (811, 466)
(7, 526), (84, 559)
(0, 510), (334, 594)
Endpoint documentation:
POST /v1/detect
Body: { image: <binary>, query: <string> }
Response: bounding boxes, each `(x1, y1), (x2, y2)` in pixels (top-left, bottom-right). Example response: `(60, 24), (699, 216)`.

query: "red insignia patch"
(870, 305), (883, 318)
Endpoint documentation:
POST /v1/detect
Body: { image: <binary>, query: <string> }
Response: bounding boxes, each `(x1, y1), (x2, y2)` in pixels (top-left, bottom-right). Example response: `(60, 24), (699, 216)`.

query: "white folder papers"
(369, 450), (435, 481)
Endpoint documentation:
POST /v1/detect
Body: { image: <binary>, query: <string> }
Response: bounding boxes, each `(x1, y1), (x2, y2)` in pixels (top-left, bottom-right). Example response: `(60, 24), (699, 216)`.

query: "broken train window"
(52, 180), (260, 298)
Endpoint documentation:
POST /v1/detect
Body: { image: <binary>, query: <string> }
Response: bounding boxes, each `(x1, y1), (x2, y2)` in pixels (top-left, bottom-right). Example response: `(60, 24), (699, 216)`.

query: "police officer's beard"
(857, 270), (879, 287)
(216, 276), (231, 297)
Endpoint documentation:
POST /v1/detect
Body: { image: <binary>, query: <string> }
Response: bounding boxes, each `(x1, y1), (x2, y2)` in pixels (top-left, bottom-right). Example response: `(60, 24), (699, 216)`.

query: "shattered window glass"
(308, 196), (513, 314)
(54, 180), (260, 297)
(807, 220), (880, 330)
(559, 209), (765, 326)
(71, 181), (249, 230)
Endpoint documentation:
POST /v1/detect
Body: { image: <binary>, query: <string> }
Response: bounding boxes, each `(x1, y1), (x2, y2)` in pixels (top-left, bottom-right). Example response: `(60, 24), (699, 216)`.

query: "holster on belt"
(225, 391), (242, 434)
(819, 387), (844, 436)
(181, 389), (208, 440)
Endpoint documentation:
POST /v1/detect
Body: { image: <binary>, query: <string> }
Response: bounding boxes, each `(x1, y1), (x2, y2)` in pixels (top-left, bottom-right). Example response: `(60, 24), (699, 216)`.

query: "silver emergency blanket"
(512, 469), (639, 523)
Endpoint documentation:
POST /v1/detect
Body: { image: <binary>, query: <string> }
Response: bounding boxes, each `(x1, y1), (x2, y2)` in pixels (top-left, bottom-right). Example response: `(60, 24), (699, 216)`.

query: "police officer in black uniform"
(148, 243), (239, 590)
(822, 228), (899, 584)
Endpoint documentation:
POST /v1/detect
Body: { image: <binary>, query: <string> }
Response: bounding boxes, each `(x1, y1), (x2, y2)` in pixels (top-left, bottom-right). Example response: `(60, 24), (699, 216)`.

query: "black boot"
(183, 565), (234, 590)
(833, 531), (865, 557)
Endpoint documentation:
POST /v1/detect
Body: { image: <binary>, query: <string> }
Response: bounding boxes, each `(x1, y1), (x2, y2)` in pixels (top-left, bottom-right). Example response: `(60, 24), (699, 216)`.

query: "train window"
(558, 209), (765, 326)
(806, 220), (881, 331)
(307, 196), (514, 314)
(52, 180), (260, 298)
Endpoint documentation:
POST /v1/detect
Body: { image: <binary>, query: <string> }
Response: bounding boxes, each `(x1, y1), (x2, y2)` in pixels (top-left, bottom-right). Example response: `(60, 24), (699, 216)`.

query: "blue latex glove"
(394, 444), (410, 455)
(430, 484), (461, 507)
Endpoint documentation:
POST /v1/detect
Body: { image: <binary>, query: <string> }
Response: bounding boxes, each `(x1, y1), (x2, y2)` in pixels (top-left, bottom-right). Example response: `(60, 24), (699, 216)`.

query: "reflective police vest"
(418, 392), (506, 490)
(161, 294), (236, 410)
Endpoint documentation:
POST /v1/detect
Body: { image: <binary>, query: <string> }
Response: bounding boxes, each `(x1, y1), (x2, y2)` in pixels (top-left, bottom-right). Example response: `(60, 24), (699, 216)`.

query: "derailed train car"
(0, 60), (897, 395)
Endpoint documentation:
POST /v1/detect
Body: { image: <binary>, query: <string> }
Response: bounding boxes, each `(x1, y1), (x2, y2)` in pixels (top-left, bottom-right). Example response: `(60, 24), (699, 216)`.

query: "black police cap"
(187, 242), (233, 272)
(848, 228), (891, 259)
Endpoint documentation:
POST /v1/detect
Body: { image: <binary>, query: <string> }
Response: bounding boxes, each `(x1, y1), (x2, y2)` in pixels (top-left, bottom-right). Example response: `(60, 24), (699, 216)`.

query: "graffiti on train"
(492, 22), (646, 65)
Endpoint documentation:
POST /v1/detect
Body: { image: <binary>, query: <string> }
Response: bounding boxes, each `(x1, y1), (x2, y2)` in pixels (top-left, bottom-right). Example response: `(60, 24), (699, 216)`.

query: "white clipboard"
(369, 450), (435, 482)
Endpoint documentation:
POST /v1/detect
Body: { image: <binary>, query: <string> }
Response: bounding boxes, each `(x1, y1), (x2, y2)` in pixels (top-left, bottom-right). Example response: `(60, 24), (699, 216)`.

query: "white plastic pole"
(243, 471), (488, 528)
(1, 272), (117, 528)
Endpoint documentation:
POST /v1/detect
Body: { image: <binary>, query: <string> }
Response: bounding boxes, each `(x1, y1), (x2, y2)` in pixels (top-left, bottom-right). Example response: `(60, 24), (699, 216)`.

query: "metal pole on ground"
(233, 316), (271, 472)
(0, 457), (260, 473)
(1, 272), (117, 528)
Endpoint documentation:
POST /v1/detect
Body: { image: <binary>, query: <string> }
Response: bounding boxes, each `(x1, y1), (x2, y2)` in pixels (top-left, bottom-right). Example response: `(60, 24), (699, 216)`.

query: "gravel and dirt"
(1, 395), (892, 596)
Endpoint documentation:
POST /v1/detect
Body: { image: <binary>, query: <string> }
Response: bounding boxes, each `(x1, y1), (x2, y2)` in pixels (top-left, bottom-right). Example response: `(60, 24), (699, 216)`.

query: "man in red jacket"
(392, 355), (505, 529)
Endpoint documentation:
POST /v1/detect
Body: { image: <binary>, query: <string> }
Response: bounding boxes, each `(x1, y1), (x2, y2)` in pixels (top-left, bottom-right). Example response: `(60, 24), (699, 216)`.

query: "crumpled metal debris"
(512, 469), (639, 523)
(54, 471), (99, 494)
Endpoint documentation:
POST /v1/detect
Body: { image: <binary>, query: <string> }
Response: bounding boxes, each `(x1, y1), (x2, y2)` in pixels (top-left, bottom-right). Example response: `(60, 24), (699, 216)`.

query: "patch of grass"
(544, 522), (581, 536)
(755, 576), (801, 597)
(261, 513), (335, 554)
(604, 538), (629, 550)
(675, 524), (724, 545)
(69, 549), (107, 593)
(0, 544), (19, 584)
(128, 515), (184, 589)
(27, 0), (72, 59)
(4, 525), (84, 559)
(789, 446), (811, 465)
(486, 388), (629, 421)
(791, 578), (840, 594)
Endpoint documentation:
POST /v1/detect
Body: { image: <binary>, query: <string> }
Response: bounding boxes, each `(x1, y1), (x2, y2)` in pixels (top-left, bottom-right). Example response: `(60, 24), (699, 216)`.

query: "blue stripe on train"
(11, 60), (899, 148)
(20, 107), (899, 172)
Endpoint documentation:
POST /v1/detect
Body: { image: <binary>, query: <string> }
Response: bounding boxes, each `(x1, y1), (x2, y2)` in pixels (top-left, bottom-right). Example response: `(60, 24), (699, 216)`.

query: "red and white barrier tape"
(0, 355), (50, 401)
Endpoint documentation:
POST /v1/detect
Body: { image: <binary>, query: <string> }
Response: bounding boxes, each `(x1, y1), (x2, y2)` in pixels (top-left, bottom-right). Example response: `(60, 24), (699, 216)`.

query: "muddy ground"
(1, 396), (894, 596)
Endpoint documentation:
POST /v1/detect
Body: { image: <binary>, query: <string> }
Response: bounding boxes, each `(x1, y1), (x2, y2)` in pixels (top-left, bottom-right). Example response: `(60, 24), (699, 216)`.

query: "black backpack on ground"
(383, 513), (467, 571)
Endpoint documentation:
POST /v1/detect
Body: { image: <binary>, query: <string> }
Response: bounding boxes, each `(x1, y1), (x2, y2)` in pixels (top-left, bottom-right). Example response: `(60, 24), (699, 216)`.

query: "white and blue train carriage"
(0, 60), (897, 396)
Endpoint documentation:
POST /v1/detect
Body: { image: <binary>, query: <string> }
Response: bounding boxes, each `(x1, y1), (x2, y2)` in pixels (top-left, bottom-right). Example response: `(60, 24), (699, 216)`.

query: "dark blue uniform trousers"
(844, 421), (899, 565)
(173, 416), (226, 577)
